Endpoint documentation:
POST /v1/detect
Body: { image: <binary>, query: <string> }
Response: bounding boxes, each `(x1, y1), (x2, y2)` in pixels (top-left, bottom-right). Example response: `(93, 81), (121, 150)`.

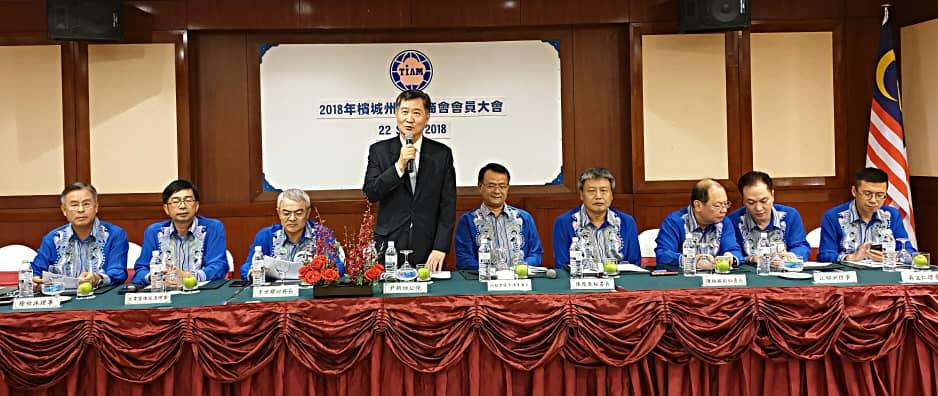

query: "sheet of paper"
(430, 271), (451, 280)
(263, 257), (302, 280)
(617, 263), (650, 273)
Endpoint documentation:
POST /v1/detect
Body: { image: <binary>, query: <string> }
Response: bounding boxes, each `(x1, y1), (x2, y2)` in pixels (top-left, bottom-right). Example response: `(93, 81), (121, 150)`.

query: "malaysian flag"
(865, 6), (916, 247)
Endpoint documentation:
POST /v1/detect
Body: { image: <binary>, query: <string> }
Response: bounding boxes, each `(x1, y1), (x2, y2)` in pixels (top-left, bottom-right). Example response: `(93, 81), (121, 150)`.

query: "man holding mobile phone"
(817, 167), (915, 262)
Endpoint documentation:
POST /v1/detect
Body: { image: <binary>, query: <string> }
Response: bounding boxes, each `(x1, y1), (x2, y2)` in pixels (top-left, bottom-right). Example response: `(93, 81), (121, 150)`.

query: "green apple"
(715, 258), (731, 273)
(913, 254), (930, 268)
(604, 261), (618, 274)
(77, 282), (93, 295)
(416, 267), (431, 281)
(514, 264), (528, 278)
(182, 275), (198, 289)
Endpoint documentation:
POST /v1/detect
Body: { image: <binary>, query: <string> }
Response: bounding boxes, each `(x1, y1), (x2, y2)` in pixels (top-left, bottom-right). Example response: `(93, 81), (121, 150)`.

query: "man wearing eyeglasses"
(818, 167), (914, 262)
(655, 178), (743, 271)
(454, 163), (543, 270)
(132, 179), (229, 285)
(552, 168), (641, 268)
(728, 171), (810, 265)
(32, 182), (129, 287)
(238, 188), (344, 279)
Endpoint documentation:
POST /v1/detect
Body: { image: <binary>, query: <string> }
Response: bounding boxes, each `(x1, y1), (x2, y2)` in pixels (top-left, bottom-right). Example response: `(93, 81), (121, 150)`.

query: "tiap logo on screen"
(390, 50), (433, 91)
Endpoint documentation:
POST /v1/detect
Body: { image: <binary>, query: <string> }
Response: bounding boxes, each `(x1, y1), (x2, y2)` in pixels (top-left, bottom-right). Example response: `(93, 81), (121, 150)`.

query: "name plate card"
(383, 282), (428, 294)
(125, 292), (171, 305)
(570, 278), (615, 291)
(901, 271), (938, 284)
(13, 297), (61, 310)
(701, 274), (747, 287)
(813, 271), (858, 284)
(253, 284), (300, 298)
(487, 279), (532, 292)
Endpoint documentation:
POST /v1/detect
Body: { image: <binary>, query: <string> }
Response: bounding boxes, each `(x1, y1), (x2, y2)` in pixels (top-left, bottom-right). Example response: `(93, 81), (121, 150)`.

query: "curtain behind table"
(1, 286), (938, 395)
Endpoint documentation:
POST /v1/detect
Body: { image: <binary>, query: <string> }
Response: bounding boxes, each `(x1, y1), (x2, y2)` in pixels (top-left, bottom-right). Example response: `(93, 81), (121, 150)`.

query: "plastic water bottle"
(251, 246), (266, 285)
(478, 238), (492, 282)
(569, 237), (582, 278)
(18, 260), (34, 298)
(757, 232), (771, 275)
(149, 251), (165, 292)
(881, 228), (897, 272)
(384, 241), (398, 276)
(682, 233), (697, 276)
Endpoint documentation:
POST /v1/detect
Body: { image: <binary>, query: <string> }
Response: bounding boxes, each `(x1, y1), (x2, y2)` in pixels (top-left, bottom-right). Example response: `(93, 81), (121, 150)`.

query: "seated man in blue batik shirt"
(655, 178), (744, 271)
(133, 180), (229, 285)
(32, 182), (128, 287)
(239, 188), (345, 279)
(553, 168), (641, 268)
(818, 167), (914, 263)
(728, 171), (810, 265)
(455, 163), (543, 270)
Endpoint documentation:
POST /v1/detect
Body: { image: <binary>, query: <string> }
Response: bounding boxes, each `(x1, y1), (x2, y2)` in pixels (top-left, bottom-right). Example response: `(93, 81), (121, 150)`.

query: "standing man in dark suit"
(363, 89), (456, 272)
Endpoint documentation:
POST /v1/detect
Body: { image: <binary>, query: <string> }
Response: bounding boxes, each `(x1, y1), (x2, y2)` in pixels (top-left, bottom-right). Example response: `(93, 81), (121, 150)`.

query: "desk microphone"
(405, 132), (414, 173)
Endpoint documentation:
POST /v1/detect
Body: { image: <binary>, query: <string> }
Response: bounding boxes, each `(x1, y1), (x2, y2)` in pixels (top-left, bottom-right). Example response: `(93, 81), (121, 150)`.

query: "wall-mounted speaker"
(47, 0), (122, 41)
(679, 0), (751, 33)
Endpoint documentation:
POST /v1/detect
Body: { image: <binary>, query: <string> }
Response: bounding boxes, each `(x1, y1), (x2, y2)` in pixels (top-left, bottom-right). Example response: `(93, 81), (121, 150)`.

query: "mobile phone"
(459, 270), (479, 280)
(118, 284), (141, 294)
(870, 243), (884, 252)
(650, 270), (679, 276)
(229, 280), (250, 287)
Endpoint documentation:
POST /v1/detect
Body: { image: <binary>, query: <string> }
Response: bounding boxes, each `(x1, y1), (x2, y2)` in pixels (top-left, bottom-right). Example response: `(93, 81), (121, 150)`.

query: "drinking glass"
(275, 260), (290, 284)
(42, 273), (66, 297)
(397, 250), (417, 281)
(897, 238), (913, 266)
(75, 281), (94, 300)
(912, 252), (931, 270)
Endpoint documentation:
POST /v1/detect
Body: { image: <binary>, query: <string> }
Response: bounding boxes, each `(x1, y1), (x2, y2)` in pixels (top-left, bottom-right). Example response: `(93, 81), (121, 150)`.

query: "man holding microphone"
(363, 89), (456, 272)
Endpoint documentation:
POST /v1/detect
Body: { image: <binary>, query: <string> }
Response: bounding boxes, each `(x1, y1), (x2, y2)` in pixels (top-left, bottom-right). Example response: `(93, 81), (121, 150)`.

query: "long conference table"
(2, 265), (938, 396)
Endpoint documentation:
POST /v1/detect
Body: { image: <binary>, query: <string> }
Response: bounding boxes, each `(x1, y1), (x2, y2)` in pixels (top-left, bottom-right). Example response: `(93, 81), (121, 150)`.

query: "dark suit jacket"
(363, 135), (456, 265)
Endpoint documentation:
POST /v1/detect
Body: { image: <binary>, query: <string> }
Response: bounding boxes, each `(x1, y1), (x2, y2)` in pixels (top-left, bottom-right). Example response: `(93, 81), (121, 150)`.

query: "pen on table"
(224, 285), (249, 305)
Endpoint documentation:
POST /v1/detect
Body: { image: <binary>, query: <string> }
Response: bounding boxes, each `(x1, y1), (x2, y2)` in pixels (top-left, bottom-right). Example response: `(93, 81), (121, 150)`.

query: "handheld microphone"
(405, 132), (414, 173)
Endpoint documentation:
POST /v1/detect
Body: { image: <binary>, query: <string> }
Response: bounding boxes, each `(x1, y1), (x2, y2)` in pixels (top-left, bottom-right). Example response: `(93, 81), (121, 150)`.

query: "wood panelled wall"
(1, 0), (937, 273)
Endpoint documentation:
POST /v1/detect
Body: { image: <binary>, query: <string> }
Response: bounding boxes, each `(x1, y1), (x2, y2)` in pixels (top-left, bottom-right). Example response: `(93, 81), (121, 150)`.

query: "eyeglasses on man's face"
(65, 201), (95, 212)
(168, 196), (197, 207)
(859, 190), (887, 201)
(709, 201), (732, 211)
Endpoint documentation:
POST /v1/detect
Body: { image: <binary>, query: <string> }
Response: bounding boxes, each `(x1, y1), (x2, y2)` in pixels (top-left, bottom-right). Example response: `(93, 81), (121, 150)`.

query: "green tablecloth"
(616, 263), (906, 290)
(0, 264), (916, 313)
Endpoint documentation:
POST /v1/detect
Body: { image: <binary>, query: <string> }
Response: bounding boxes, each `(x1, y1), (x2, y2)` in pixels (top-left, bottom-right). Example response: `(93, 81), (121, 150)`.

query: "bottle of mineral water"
(384, 241), (398, 276)
(881, 228), (897, 272)
(18, 260), (34, 298)
(251, 246), (266, 285)
(149, 251), (165, 292)
(478, 238), (492, 282)
(682, 233), (697, 276)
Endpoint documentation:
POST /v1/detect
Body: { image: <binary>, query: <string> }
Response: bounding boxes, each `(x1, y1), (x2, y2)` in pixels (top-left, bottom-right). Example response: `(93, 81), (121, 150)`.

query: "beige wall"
(88, 43), (178, 193)
(642, 34), (728, 181)
(750, 32), (836, 178)
(0, 45), (65, 196)
(901, 18), (938, 177)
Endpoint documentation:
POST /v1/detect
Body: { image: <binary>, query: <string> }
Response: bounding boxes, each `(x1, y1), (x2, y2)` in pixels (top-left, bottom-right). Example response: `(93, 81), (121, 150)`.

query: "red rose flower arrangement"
(297, 210), (343, 286)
